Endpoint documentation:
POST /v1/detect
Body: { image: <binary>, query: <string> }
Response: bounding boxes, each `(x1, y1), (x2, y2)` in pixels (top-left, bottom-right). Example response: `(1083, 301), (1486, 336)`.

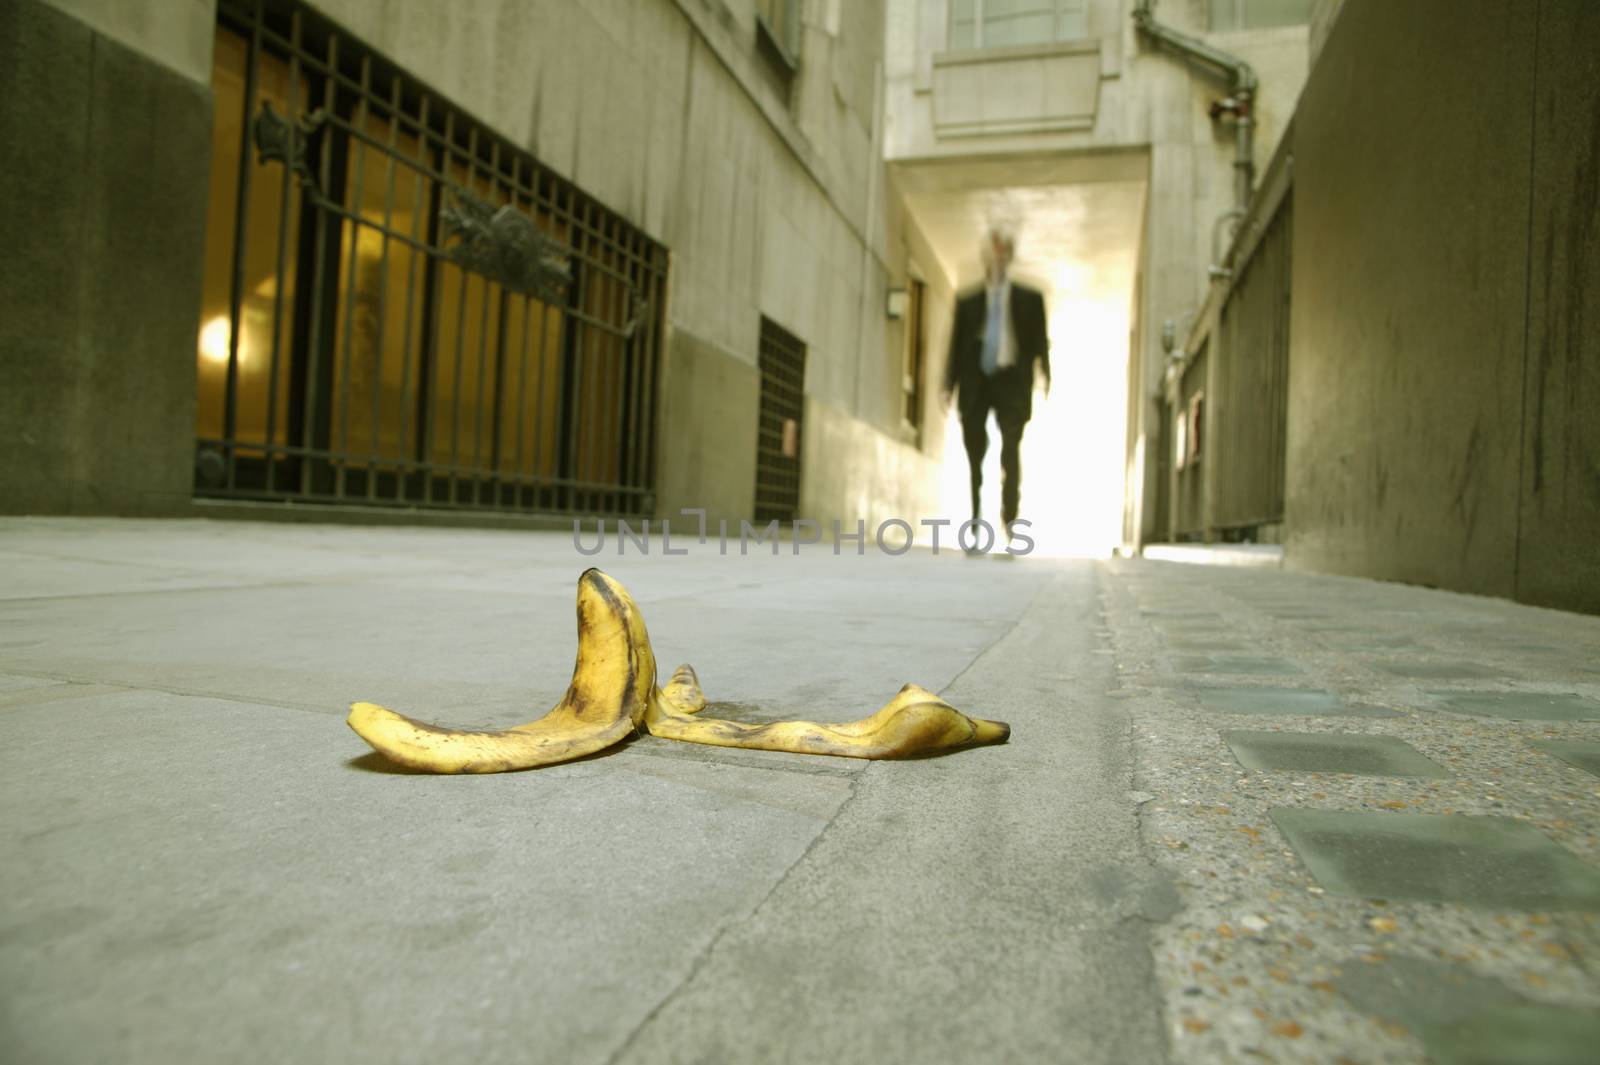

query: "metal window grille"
(1212, 195), (1292, 530)
(195, 0), (666, 516)
(753, 318), (806, 524)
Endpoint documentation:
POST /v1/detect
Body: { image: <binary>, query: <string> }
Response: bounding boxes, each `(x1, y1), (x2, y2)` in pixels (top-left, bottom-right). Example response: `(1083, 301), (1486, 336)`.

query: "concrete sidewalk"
(2, 518), (1599, 1064)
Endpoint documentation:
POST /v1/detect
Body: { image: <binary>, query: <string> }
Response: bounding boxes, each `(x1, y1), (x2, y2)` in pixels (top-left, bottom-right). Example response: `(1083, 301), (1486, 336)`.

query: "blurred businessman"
(941, 226), (1051, 549)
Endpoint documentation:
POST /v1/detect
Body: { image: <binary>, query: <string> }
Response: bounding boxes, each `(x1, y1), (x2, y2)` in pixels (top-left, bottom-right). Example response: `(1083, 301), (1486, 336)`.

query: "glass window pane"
(574, 243), (627, 487)
(329, 111), (428, 468)
(426, 156), (504, 476)
(197, 29), (245, 445)
(984, 12), (1055, 47)
(197, 28), (304, 451)
(1209, 0), (1241, 31)
(1058, 0), (1089, 39)
(950, 0), (976, 17)
(1241, 0), (1313, 29)
(495, 228), (566, 488)
(986, 0), (1052, 16)
(949, 17), (977, 50)
(1213, 0), (1313, 31)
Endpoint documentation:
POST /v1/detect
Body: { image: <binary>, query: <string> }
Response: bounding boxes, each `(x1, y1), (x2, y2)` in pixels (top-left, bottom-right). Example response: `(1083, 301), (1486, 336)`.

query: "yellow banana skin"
(646, 665), (1010, 759)
(348, 569), (1008, 772)
(347, 569), (656, 773)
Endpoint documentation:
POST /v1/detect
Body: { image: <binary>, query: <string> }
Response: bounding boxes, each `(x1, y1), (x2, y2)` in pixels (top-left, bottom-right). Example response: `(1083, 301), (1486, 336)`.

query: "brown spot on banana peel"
(347, 570), (1007, 772)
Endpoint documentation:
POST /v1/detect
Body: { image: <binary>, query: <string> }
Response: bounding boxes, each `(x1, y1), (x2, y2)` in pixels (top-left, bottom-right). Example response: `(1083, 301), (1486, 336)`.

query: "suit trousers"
(958, 370), (1029, 531)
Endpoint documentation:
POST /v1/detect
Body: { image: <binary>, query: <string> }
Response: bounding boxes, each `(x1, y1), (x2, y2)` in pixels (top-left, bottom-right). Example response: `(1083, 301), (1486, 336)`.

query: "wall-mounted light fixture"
(885, 287), (909, 319)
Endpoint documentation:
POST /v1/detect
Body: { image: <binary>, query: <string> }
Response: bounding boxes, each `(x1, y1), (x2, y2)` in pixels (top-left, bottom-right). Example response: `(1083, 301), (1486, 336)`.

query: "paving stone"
(1423, 1004), (1600, 1065)
(1533, 740), (1600, 778)
(1335, 953), (1526, 1028)
(1194, 687), (1401, 717)
(1173, 654), (1301, 676)
(1371, 660), (1510, 680)
(1429, 691), (1600, 722)
(1269, 809), (1600, 910)
(1222, 730), (1449, 777)
(1334, 955), (1600, 1065)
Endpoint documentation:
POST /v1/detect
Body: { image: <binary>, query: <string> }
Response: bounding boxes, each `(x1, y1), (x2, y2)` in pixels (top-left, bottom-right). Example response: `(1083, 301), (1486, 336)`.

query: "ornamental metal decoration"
(252, 100), (328, 200)
(624, 293), (650, 339)
(439, 186), (571, 302)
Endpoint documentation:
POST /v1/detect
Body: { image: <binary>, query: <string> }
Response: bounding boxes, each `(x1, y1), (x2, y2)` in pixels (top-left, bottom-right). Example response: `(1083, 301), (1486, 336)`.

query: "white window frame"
(1208, 0), (1314, 33)
(949, 0), (1090, 51)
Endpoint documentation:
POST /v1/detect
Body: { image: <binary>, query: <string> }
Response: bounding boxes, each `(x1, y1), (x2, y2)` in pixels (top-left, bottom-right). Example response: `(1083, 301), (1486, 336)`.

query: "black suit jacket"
(944, 280), (1050, 424)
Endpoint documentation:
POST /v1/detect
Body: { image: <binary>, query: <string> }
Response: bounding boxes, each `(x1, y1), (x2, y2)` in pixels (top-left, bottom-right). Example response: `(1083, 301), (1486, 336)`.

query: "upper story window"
(756, 0), (801, 66)
(1208, 0), (1313, 32)
(949, 0), (1090, 51)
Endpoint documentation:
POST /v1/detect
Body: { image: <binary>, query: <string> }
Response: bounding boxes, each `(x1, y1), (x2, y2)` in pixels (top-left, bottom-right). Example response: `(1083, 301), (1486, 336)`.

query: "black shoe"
(963, 515), (985, 556)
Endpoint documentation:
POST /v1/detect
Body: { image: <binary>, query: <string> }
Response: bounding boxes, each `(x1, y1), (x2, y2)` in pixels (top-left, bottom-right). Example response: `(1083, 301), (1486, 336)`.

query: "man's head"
(981, 225), (1016, 281)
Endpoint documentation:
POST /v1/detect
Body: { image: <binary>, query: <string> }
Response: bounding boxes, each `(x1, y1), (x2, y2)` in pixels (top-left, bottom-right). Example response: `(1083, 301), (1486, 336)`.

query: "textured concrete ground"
(1, 518), (1598, 1064)
(1103, 559), (1600, 1065)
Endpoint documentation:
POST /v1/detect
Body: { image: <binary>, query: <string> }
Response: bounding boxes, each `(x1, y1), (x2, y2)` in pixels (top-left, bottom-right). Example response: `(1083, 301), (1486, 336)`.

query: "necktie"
(981, 287), (1002, 376)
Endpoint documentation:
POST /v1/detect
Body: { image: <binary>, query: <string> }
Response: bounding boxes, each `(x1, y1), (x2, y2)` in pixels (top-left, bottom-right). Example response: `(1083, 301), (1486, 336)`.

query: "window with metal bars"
(195, 0), (666, 516)
(753, 318), (807, 525)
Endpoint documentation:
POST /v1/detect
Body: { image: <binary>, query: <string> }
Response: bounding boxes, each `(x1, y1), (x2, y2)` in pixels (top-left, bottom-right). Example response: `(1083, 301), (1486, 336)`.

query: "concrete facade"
(2, 0), (944, 531)
(7, 0), (1591, 614)
(1285, 0), (1600, 615)
(0, 0), (213, 516)
(882, 0), (1311, 549)
(315, 0), (949, 530)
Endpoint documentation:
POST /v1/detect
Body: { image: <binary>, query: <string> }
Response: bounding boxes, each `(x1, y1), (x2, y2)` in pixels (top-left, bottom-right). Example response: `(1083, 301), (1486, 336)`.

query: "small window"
(754, 318), (806, 525)
(1184, 390), (1205, 467)
(1208, 0), (1313, 32)
(949, 0), (1089, 51)
(901, 280), (927, 439)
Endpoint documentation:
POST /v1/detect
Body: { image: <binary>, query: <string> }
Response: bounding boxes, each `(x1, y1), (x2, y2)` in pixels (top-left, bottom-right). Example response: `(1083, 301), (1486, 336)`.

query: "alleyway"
(1, 519), (1597, 1064)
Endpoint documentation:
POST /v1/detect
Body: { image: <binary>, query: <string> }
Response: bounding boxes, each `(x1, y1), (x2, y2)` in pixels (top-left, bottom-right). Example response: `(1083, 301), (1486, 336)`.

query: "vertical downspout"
(1132, 0), (1258, 217)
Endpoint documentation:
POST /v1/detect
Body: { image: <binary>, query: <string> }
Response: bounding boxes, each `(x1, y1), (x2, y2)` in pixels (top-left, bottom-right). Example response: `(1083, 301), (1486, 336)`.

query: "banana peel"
(348, 568), (1010, 773)
(348, 570), (654, 773)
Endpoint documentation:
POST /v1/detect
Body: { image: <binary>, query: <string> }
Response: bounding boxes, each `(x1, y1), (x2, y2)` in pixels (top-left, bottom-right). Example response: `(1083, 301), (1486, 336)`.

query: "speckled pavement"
(1102, 557), (1600, 1065)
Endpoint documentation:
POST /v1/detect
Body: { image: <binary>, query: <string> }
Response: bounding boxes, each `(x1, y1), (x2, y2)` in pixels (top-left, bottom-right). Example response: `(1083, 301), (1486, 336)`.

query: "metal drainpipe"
(1132, 0), (1258, 217)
